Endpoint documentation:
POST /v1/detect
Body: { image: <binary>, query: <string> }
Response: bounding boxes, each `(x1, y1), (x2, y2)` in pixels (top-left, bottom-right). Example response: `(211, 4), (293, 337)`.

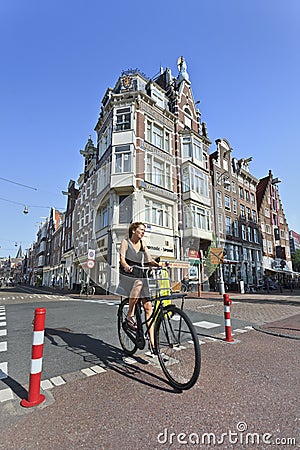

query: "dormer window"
(184, 108), (192, 128)
(152, 88), (164, 108)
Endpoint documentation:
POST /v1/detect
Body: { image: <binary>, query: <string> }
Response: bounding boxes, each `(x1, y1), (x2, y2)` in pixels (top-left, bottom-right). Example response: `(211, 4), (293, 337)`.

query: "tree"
(291, 249), (300, 272)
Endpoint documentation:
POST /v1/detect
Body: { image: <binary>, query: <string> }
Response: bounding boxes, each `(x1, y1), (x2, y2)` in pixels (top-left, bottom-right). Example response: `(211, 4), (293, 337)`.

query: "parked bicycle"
(117, 266), (201, 390)
(180, 278), (192, 292)
(80, 282), (95, 296)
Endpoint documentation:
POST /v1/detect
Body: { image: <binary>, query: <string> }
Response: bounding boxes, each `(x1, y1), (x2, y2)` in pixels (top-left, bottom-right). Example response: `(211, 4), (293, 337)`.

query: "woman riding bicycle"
(119, 222), (160, 348)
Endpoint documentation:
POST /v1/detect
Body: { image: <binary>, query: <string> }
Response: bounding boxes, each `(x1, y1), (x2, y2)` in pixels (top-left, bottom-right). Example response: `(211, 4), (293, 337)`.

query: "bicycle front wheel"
(155, 305), (201, 390)
(117, 298), (138, 356)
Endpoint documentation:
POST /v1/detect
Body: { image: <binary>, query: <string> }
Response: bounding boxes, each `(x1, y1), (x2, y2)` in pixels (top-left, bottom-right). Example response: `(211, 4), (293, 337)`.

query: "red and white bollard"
(21, 308), (46, 407)
(223, 294), (234, 342)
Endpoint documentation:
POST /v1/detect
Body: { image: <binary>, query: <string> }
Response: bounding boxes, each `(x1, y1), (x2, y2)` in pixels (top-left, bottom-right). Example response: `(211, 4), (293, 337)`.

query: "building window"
(146, 120), (171, 152)
(263, 239), (267, 253)
(98, 161), (111, 193)
(264, 208), (270, 218)
(250, 193), (255, 205)
(114, 145), (131, 173)
(253, 228), (258, 243)
(240, 204), (245, 218)
(145, 199), (171, 227)
(233, 220), (239, 237)
(267, 241), (273, 254)
(115, 107), (131, 131)
(192, 206), (210, 231)
(245, 190), (250, 202)
(182, 166), (208, 197)
(165, 132), (170, 152)
(232, 199), (237, 214)
(225, 217), (231, 235)
(153, 123), (163, 149)
(242, 224), (246, 240)
(182, 136), (208, 168)
(248, 226), (252, 241)
(232, 180), (236, 193)
(224, 195), (231, 210)
(146, 154), (171, 190)
(239, 187), (244, 199)
(218, 213), (223, 234)
(99, 126), (112, 158)
(217, 191), (222, 208)
(96, 204), (109, 230)
(119, 195), (132, 224)
(152, 89), (164, 108)
(246, 207), (251, 220)
(252, 210), (257, 222)
(182, 137), (191, 158)
(193, 141), (202, 161)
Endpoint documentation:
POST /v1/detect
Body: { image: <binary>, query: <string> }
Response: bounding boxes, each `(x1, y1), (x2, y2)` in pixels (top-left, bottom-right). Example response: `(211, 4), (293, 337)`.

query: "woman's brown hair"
(128, 222), (146, 238)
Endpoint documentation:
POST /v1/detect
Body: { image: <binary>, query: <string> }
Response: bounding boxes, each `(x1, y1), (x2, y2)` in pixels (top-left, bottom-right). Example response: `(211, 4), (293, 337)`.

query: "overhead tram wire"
(0, 197), (64, 212)
(0, 177), (38, 191)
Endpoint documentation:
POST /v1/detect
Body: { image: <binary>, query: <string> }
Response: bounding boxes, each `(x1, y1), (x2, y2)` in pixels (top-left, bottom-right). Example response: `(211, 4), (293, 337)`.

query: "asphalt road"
(0, 289), (252, 386)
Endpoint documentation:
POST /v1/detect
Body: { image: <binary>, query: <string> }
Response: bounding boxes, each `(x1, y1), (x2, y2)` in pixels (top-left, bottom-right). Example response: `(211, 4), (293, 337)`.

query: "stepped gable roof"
(256, 173), (270, 210)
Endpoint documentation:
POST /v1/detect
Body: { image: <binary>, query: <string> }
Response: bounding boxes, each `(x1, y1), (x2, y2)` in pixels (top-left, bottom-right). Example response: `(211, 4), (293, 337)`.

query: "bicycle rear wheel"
(155, 305), (201, 390)
(117, 298), (137, 356)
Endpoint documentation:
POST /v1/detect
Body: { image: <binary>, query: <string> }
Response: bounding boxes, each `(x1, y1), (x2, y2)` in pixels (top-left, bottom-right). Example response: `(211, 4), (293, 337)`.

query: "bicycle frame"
(124, 292), (185, 352)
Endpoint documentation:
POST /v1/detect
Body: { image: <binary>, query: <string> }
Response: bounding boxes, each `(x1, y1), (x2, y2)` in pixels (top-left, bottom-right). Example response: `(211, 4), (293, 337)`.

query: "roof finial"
(177, 56), (190, 83)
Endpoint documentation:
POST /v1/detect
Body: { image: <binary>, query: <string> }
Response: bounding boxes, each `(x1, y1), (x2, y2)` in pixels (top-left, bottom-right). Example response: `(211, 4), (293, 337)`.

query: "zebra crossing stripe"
(0, 362), (8, 379)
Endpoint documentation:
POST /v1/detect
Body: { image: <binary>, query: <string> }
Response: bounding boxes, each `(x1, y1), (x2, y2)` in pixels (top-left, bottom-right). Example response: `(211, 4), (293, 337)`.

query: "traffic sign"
(88, 249), (95, 260)
(86, 260), (95, 269)
(210, 248), (224, 264)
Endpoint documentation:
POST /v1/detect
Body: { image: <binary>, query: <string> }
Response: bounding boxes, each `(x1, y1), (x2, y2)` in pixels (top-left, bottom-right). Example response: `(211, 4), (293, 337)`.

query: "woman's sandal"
(126, 316), (137, 331)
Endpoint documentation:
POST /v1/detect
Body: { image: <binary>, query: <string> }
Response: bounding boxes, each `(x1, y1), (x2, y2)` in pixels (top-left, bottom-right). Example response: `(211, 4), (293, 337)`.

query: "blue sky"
(0, 0), (299, 257)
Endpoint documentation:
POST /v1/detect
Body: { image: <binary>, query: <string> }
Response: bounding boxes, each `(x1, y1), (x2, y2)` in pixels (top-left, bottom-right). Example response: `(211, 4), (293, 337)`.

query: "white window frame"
(115, 107), (131, 131)
(145, 198), (171, 228)
(114, 145), (132, 173)
(146, 154), (172, 190)
(146, 119), (172, 153)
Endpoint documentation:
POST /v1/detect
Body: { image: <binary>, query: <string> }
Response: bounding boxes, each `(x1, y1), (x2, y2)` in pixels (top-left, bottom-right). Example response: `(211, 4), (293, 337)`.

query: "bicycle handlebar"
(128, 265), (162, 271)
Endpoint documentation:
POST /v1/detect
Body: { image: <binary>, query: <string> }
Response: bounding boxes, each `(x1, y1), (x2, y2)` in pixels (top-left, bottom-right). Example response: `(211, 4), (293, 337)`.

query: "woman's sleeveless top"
(124, 238), (144, 267)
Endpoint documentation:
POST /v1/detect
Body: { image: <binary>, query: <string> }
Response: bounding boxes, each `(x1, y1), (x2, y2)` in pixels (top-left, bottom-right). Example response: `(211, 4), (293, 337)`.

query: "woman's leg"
(142, 298), (154, 349)
(127, 279), (143, 320)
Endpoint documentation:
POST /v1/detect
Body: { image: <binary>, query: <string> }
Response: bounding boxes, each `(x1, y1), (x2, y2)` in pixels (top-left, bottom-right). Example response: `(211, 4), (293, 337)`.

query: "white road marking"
(0, 362), (8, 379)
(81, 368), (97, 376)
(0, 388), (14, 402)
(0, 342), (7, 352)
(41, 379), (54, 390)
(193, 321), (221, 329)
(50, 376), (66, 386)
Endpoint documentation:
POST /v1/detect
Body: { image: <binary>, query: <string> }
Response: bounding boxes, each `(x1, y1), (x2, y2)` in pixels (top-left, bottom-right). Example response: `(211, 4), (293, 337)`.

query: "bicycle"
(80, 283), (95, 296)
(117, 266), (201, 390)
(180, 279), (192, 292)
